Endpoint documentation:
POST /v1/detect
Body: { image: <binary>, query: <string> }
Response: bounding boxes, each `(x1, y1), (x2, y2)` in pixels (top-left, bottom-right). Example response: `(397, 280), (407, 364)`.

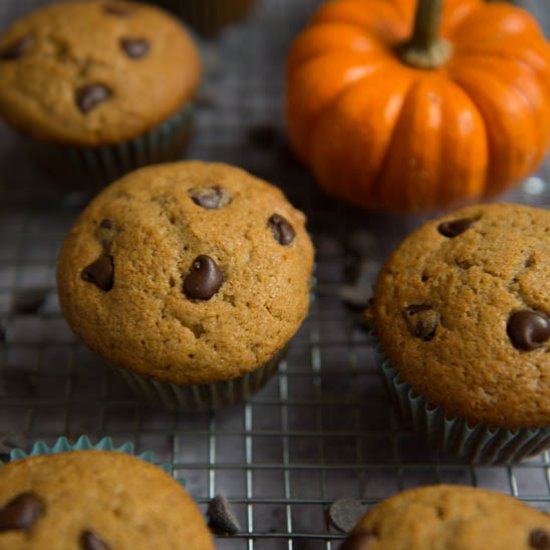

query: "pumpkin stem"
(399, 0), (452, 69)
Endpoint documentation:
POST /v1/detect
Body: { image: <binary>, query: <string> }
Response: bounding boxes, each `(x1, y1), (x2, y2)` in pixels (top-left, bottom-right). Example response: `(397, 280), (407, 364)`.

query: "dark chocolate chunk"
(76, 84), (112, 114)
(103, 3), (133, 16)
(507, 310), (550, 351)
(437, 217), (475, 238)
(0, 35), (32, 60)
(327, 499), (369, 533)
(99, 218), (113, 229)
(189, 186), (231, 209)
(339, 532), (378, 550)
(120, 37), (150, 59)
(207, 495), (241, 535)
(530, 529), (550, 550)
(183, 255), (223, 300)
(0, 493), (43, 532)
(80, 530), (111, 550)
(402, 304), (439, 341)
(81, 255), (114, 291)
(268, 214), (295, 246)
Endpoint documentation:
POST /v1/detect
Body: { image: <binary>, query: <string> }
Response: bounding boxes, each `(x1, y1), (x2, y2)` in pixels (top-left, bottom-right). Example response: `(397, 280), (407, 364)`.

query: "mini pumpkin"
(286, 0), (550, 213)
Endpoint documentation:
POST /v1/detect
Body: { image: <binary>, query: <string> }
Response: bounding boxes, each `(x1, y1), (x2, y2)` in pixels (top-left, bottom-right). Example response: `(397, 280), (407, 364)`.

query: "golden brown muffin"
(371, 203), (550, 430)
(56, 161), (314, 385)
(0, 0), (201, 146)
(0, 450), (214, 549)
(340, 485), (550, 550)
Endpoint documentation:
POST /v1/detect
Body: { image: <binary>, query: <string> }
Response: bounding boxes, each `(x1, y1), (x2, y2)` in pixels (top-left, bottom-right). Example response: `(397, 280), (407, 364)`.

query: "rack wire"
(1, 1), (550, 548)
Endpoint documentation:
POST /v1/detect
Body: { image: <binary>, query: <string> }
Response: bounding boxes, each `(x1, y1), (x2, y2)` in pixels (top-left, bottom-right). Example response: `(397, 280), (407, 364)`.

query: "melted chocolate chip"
(339, 532), (378, 550)
(183, 255), (224, 300)
(103, 3), (133, 16)
(189, 186), (231, 209)
(99, 218), (113, 229)
(80, 530), (111, 550)
(76, 84), (112, 114)
(0, 493), (43, 532)
(437, 217), (475, 238)
(530, 529), (550, 550)
(268, 214), (295, 246)
(507, 310), (550, 351)
(120, 38), (150, 59)
(402, 304), (439, 341)
(0, 35), (32, 60)
(82, 255), (114, 291)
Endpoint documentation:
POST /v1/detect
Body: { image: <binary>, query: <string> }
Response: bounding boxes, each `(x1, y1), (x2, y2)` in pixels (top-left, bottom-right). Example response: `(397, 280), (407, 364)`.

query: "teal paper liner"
(27, 102), (194, 194)
(153, 0), (254, 36)
(375, 343), (550, 465)
(7, 435), (172, 476)
(115, 348), (284, 412)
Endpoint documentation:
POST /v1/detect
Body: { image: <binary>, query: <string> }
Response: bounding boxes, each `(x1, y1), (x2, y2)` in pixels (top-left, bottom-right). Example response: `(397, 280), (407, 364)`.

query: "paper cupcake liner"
(114, 348), (285, 413)
(27, 102), (194, 194)
(375, 343), (550, 465)
(154, 0), (254, 36)
(7, 435), (171, 474)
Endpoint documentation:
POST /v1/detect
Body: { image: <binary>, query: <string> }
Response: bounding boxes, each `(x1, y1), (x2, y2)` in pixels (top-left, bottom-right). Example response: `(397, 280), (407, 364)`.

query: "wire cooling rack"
(1, 1), (550, 548)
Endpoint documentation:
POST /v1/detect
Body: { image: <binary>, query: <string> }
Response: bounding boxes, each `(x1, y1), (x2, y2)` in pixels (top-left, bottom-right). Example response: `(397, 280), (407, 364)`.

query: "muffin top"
(372, 203), (550, 429)
(0, 450), (214, 550)
(57, 161), (314, 385)
(0, 0), (201, 146)
(341, 485), (550, 550)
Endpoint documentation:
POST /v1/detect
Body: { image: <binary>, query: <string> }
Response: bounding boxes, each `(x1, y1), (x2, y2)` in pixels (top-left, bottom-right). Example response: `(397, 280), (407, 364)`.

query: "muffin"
(151, 0), (255, 37)
(340, 485), (550, 550)
(0, 448), (214, 549)
(0, 0), (201, 191)
(56, 161), (314, 411)
(369, 203), (550, 463)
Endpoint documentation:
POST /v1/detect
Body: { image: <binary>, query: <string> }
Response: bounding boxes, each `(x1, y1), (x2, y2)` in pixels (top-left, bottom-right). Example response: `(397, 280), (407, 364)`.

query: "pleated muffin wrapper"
(374, 342), (550, 465)
(152, 0), (254, 36)
(26, 102), (194, 195)
(113, 346), (286, 413)
(6, 435), (172, 476)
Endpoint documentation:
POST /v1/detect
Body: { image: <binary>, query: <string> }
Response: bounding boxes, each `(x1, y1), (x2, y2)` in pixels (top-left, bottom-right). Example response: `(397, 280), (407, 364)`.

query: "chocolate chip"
(268, 214), (295, 246)
(530, 529), (550, 550)
(120, 38), (150, 59)
(76, 84), (112, 114)
(402, 304), (439, 341)
(339, 532), (378, 550)
(183, 255), (223, 300)
(328, 499), (369, 533)
(82, 255), (114, 291)
(103, 3), (133, 16)
(0, 493), (43, 532)
(507, 310), (550, 351)
(189, 186), (231, 209)
(80, 530), (111, 550)
(207, 495), (241, 535)
(0, 35), (32, 60)
(437, 217), (475, 238)
(99, 218), (113, 229)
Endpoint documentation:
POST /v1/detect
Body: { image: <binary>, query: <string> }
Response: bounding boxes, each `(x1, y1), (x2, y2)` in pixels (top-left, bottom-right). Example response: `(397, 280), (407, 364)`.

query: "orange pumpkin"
(286, 0), (550, 213)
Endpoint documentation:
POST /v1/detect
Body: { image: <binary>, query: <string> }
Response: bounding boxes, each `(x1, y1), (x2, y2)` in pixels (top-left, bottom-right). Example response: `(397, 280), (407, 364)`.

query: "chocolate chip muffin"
(0, 450), (214, 549)
(340, 485), (550, 550)
(151, 0), (255, 37)
(370, 203), (550, 463)
(0, 0), (201, 190)
(57, 161), (314, 411)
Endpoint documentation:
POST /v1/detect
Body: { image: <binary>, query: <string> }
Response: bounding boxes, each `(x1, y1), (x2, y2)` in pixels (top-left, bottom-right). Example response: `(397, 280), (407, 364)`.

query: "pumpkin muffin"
(0, 450), (214, 549)
(56, 161), (314, 411)
(0, 0), (201, 190)
(369, 203), (550, 463)
(341, 485), (550, 550)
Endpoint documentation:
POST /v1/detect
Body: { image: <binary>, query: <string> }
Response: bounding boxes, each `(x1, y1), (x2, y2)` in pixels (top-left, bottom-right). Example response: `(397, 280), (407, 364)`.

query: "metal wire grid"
(1, 1), (550, 549)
